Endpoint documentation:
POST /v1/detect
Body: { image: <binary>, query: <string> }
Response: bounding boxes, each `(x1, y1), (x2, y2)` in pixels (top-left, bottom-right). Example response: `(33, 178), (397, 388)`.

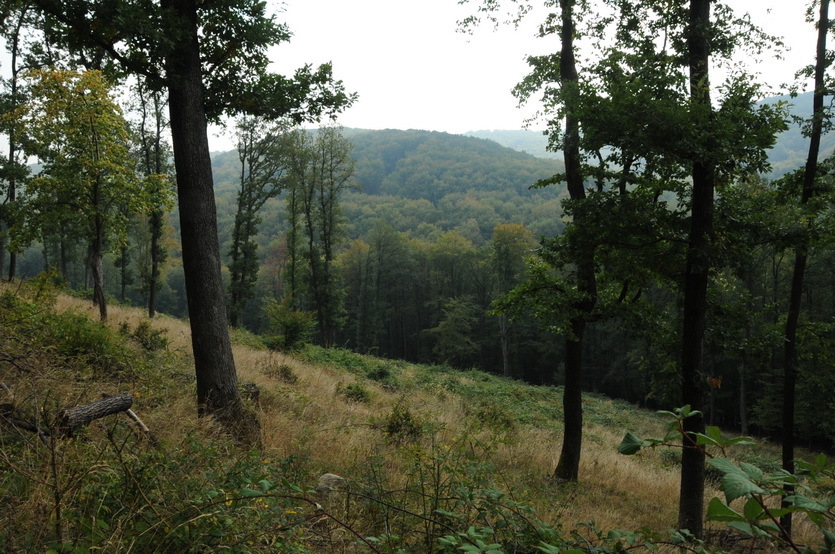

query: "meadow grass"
(0, 282), (826, 551)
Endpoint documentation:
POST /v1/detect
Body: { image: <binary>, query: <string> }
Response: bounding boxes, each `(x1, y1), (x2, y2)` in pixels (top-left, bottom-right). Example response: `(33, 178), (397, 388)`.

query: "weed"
(299, 346), (399, 386)
(264, 362), (298, 385)
(381, 401), (423, 444)
(132, 320), (169, 351)
(338, 383), (371, 403)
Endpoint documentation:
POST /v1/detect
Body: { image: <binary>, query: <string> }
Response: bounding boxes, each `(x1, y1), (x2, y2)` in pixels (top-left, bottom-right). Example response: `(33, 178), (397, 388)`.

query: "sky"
(209, 0), (818, 150)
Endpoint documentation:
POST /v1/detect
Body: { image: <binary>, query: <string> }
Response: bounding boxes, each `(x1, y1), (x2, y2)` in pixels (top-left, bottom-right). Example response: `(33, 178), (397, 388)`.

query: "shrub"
(381, 401), (423, 444)
(263, 298), (315, 352)
(264, 362), (298, 384)
(132, 320), (169, 351)
(338, 383), (371, 403)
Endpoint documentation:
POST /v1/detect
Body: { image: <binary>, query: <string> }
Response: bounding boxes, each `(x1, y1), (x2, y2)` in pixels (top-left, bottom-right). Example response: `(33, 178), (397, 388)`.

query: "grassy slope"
(0, 282), (822, 551)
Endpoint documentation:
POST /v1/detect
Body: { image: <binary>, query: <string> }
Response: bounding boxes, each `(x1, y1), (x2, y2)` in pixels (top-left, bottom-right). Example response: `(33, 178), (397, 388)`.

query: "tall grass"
(0, 281), (825, 551)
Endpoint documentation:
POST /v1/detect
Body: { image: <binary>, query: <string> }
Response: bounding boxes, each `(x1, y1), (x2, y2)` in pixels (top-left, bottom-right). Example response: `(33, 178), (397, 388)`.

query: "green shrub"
(338, 382), (371, 403)
(381, 402), (423, 444)
(264, 362), (298, 384)
(47, 311), (133, 376)
(299, 345), (399, 386)
(263, 298), (315, 352)
(132, 320), (169, 351)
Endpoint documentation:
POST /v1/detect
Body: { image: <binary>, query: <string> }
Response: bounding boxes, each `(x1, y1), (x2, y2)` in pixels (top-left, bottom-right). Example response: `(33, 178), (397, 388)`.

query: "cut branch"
(57, 393), (133, 437)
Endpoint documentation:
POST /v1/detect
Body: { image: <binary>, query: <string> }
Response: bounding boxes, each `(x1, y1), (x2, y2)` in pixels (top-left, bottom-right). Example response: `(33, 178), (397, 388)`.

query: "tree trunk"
(552, 0), (596, 483)
(738, 359), (748, 435)
(678, 0), (714, 537)
(499, 314), (511, 377)
(4, 7), (25, 284)
(91, 216), (107, 322)
(162, 0), (256, 442)
(149, 210), (161, 318)
(781, 0), (829, 538)
(555, 318), (585, 480)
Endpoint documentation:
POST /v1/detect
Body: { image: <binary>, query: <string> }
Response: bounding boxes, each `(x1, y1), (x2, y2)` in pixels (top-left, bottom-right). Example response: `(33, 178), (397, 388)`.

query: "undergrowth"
(1, 280), (832, 552)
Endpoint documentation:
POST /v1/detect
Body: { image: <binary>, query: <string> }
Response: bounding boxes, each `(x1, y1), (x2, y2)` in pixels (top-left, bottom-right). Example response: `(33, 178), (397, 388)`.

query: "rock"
(316, 473), (346, 494)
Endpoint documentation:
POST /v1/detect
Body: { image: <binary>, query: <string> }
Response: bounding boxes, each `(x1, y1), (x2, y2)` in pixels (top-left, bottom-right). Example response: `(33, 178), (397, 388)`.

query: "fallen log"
(57, 393), (133, 437)
(1, 402), (50, 443)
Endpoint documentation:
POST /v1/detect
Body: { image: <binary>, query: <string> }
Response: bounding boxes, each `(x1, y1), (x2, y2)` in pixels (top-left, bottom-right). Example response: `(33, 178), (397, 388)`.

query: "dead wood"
(57, 393), (133, 437)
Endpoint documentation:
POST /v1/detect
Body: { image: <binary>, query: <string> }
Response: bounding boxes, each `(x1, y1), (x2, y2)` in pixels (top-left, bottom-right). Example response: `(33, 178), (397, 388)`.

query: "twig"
(124, 408), (159, 447)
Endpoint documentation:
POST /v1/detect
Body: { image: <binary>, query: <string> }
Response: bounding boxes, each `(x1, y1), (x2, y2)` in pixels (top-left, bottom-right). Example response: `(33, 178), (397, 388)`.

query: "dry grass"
(64, 295), (674, 530)
(3, 284), (829, 551)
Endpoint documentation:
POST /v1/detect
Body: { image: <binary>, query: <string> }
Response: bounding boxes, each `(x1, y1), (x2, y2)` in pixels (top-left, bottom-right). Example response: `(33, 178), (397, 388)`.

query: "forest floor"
(0, 279), (826, 552)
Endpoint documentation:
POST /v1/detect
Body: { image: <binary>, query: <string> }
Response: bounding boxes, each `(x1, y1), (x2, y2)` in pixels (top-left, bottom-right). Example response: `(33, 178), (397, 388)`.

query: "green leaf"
(618, 432), (647, 455)
(785, 494), (829, 514)
(708, 458), (765, 502)
(739, 462), (764, 481)
(721, 472), (765, 503)
(725, 436), (756, 446)
(706, 497), (743, 522)
(728, 521), (772, 538)
(696, 426), (755, 448)
(258, 479), (273, 492)
(742, 497), (766, 521)
(239, 487), (261, 498)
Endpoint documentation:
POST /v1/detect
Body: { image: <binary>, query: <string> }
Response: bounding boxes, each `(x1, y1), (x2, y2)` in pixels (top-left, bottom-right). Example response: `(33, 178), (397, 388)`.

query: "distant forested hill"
(210, 128), (569, 247)
(464, 129), (557, 159)
(466, 92), (834, 178)
(347, 129), (565, 199)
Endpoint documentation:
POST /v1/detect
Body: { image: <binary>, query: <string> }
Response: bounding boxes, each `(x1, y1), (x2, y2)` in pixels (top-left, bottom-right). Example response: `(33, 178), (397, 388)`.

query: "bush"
(381, 401), (423, 444)
(264, 362), (298, 385)
(263, 298), (315, 352)
(132, 320), (169, 351)
(338, 383), (371, 403)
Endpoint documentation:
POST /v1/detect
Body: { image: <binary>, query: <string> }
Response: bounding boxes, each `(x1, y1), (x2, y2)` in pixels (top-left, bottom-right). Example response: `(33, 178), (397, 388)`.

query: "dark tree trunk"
(555, 318), (586, 480)
(553, 0), (596, 482)
(678, 0), (713, 537)
(91, 215), (107, 322)
(161, 0), (255, 440)
(4, 7), (26, 284)
(149, 209), (162, 318)
(781, 0), (829, 538)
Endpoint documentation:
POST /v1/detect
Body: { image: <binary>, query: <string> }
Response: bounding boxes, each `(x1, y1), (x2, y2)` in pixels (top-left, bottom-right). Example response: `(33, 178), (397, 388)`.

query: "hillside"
(208, 129), (568, 249)
(0, 281), (827, 552)
(0, 282), (828, 552)
(467, 92), (835, 178)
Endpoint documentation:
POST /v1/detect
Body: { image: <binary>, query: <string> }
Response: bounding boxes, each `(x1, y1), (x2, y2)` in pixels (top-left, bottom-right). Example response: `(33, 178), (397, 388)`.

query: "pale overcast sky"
(210, 0), (818, 149)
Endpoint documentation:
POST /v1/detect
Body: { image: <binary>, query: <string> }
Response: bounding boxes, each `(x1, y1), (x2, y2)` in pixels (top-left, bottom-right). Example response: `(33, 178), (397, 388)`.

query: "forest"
(7, 103), (835, 447)
(1, 0), (835, 551)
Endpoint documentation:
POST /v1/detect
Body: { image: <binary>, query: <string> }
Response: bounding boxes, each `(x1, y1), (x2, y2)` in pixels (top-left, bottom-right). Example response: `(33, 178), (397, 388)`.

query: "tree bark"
(553, 0), (596, 482)
(678, 0), (713, 537)
(3, 6), (26, 284)
(91, 214), (107, 322)
(161, 0), (255, 440)
(781, 0), (829, 539)
(58, 393), (132, 437)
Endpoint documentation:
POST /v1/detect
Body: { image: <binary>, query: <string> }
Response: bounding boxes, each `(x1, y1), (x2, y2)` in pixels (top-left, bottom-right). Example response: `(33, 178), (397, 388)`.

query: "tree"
(17, 68), (151, 321)
(286, 126), (355, 347)
(490, 223), (536, 377)
(675, 0), (715, 535)
(780, 0), (831, 538)
(463, 0), (785, 506)
(131, 80), (174, 318)
(427, 296), (480, 368)
(228, 116), (288, 328)
(22, 0), (354, 437)
(0, 2), (37, 282)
